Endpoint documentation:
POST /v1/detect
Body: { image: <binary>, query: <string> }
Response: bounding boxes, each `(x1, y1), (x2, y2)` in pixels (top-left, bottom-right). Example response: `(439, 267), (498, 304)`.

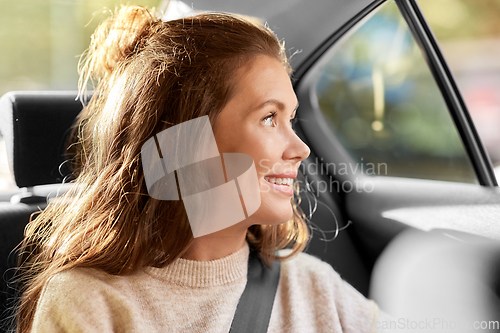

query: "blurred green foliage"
(0, 0), (159, 96)
(418, 0), (500, 40)
(1, 0), (498, 97)
(315, 1), (477, 183)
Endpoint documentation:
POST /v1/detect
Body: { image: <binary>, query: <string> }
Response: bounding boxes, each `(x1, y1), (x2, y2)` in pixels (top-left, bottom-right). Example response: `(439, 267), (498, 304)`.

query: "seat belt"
(229, 251), (281, 333)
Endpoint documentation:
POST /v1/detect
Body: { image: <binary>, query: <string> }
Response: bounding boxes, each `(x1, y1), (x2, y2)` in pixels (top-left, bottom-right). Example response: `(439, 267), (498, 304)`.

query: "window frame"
(397, 0), (497, 186)
(293, 0), (497, 186)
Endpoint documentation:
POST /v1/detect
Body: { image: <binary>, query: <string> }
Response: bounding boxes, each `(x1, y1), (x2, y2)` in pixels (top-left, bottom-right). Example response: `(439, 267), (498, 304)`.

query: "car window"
(310, 0), (477, 184)
(417, 0), (500, 177)
(0, 0), (160, 197)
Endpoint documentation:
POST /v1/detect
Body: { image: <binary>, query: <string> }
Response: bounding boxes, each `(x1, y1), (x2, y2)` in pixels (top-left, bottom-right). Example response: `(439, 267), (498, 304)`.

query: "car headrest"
(0, 91), (84, 188)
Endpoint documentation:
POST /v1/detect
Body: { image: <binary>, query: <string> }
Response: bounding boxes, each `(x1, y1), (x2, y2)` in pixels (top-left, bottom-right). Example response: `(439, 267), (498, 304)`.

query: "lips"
(262, 171), (296, 196)
(263, 171), (297, 185)
(264, 171), (297, 180)
(263, 176), (294, 186)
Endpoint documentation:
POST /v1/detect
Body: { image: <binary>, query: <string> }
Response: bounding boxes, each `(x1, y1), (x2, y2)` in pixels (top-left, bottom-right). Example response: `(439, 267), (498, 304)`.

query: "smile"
(264, 177), (294, 186)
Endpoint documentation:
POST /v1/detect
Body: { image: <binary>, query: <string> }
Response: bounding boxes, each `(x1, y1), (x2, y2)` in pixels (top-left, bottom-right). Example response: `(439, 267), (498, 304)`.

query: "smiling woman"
(13, 5), (383, 333)
(211, 55), (309, 233)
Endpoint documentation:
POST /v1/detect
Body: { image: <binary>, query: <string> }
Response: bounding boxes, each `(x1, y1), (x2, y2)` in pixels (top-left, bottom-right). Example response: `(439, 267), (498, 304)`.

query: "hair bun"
(82, 6), (155, 81)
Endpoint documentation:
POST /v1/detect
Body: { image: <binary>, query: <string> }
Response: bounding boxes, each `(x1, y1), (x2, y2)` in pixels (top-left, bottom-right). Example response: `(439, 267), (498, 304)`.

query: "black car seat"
(0, 91), (82, 328)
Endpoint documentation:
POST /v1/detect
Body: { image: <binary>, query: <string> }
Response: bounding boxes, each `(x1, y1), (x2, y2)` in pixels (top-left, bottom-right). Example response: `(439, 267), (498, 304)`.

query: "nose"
(283, 128), (310, 163)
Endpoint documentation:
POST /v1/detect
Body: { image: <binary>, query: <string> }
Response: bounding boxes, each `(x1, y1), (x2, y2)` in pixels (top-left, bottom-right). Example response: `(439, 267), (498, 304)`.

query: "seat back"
(0, 91), (82, 328)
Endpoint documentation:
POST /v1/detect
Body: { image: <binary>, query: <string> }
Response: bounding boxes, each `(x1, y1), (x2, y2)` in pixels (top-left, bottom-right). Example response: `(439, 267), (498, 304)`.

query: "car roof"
(188, 0), (375, 70)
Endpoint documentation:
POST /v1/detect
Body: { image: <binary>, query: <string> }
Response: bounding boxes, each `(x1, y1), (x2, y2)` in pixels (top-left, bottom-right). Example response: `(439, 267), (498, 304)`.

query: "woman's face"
(214, 55), (310, 227)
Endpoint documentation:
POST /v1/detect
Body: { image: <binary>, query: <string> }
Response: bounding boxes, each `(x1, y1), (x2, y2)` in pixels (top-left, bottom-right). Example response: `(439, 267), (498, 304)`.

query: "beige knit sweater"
(31, 243), (379, 332)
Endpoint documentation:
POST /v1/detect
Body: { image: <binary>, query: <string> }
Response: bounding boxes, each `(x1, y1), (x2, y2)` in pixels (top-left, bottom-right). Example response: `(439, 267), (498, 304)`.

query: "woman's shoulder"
(42, 266), (152, 307)
(33, 267), (148, 332)
(44, 267), (116, 294)
(277, 249), (371, 301)
(32, 268), (116, 331)
(274, 249), (379, 332)
(38, 267), (122, 311)
(278, 249), (342, 282)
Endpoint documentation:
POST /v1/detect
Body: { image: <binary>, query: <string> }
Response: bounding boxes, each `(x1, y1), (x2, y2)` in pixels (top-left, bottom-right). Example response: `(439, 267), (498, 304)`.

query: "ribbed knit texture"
(143, 245), (248, 288)
(31, 243), (380, 332)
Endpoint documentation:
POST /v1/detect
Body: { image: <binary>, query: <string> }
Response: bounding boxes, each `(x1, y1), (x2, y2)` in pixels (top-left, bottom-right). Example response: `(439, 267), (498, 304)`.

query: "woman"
(16, 5), (380, 332)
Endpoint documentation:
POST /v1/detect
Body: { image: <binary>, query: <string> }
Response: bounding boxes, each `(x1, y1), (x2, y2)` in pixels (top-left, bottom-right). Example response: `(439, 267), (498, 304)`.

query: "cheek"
(215, 121), (253, 154)
(214, 117), (282, 176)
(249, 135), (282, 174)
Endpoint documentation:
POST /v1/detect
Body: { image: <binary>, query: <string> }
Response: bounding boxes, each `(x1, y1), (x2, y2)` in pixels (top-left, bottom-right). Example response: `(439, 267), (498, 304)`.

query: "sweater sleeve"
(272, 251), (380, 333)
(329, 268), (379, 332)
(31, 269), (133, 333)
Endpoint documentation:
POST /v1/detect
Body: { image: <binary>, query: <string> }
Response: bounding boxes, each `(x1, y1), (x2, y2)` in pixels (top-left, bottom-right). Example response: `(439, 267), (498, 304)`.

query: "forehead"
(230, 55), (297, 110)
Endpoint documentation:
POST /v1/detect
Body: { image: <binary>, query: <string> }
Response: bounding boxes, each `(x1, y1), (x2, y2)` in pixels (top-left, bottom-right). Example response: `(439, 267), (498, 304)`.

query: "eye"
(263, 112), (277, 127)
(290, 117), (298, 127)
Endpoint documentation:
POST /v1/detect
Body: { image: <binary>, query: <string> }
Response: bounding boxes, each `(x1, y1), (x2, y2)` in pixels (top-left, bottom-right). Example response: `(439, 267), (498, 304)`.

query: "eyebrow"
(255, 99), (299, 116)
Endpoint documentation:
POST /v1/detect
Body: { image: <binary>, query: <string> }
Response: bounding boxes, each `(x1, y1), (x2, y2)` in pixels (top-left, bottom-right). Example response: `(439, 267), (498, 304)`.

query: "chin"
(256, 205), (294, 226)
(278, 206), (295, 225)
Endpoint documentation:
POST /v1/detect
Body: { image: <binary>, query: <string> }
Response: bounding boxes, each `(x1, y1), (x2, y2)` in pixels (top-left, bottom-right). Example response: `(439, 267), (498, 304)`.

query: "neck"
(182, 224), (248, 261)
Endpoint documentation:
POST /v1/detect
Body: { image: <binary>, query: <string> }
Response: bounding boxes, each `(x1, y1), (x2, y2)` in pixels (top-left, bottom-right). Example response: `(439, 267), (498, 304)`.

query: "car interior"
(1, 0), (500, 330)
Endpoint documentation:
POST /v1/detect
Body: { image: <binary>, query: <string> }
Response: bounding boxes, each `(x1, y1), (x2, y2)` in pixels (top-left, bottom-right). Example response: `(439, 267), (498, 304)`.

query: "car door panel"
(347, 177), (500, 265)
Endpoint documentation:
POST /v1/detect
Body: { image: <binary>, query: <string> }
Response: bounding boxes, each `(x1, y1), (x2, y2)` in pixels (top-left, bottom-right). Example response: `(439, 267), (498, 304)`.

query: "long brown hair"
(15, 6), (310, 332)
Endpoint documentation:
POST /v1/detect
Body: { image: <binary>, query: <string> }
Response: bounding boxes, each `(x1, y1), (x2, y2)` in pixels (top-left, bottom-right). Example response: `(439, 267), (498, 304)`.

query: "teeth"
(265, 177), (293, 186)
